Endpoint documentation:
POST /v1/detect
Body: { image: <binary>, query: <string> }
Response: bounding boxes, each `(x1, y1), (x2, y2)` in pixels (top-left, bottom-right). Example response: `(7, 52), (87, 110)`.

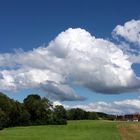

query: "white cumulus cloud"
(65, 97), (140, 115)
(0, 20), (140, 101)
(113, 19), (140, 46)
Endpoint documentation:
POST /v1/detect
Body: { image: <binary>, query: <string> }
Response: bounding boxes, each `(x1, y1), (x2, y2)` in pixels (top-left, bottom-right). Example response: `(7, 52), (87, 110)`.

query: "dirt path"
(118, 123), (140, 140)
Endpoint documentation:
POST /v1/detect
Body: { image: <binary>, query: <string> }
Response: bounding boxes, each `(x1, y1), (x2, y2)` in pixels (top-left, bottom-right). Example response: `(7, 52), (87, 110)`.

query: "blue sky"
(0, 0), (139, 53)
(0, 0), (140, 114)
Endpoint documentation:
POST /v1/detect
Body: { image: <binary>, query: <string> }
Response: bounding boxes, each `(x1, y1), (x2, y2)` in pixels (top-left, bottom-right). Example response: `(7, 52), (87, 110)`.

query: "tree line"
(0, 92), (114, 130)
(0, 93), (67, 130)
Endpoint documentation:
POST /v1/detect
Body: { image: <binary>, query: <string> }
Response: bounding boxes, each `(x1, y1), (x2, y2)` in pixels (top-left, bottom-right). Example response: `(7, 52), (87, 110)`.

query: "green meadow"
(1, 120), (140, 140)
(0, 120), (121, 140)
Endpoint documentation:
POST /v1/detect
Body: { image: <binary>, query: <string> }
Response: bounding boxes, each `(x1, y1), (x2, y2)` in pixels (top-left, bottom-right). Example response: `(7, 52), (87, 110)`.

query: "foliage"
(53, 105), (67, 124)
(67, 108), (99, 120)
(0, 108), (6, 129)
(0, 92), (114, 130)
(97, 112), (115, 120)
(0, 93), (67, 130)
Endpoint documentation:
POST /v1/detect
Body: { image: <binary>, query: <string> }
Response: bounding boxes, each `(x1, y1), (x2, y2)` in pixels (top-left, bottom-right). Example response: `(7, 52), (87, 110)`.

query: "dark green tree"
(0, 93), (14, 127)
(88, 112), (98, 120)
(23, 94), (53, 124)
(53, 105), (67, 124)
(9, 101), (30, 126)
(0, 108), (6, 129)
(67, 108), (85, 120)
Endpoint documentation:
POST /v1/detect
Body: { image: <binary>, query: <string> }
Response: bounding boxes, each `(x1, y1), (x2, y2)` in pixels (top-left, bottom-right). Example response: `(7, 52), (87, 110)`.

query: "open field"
(0, 120), (140, 140)
(0, 120), (120, 140)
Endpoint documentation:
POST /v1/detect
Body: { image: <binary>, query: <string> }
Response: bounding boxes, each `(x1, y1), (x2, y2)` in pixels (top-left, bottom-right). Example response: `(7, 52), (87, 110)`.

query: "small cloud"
(112, 19), (140, 46)
(65, 97), (140, 115)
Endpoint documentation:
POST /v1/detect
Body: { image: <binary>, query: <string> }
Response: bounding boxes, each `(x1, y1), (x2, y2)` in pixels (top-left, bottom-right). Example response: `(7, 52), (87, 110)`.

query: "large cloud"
(0, 20), (140, 101)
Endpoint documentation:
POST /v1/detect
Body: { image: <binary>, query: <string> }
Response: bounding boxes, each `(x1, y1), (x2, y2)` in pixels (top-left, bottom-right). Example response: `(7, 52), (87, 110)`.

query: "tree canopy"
(0, 92), (114, 130)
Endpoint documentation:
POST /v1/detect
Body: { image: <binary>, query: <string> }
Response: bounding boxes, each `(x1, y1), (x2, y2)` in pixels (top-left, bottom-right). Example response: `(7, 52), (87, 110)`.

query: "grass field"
(0, 120), (140, 140)
(0, 120), (120, 140)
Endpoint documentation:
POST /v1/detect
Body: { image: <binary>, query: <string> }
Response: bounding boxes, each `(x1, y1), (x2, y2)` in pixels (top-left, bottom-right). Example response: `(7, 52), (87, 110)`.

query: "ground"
(0, 120), (140, 140)
(118, 122), (140, 140)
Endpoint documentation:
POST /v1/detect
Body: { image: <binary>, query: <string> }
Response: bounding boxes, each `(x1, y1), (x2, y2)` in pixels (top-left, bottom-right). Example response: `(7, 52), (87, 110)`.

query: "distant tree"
(88, 112), (98, 120)
(23, 94), (53, 124)
(9, 101), (31, 126)
(96, 112), (114, 120)
(0, 93), (12, 113)
(0, 92), (68, 129)
(0, 93), (14, 127)
(53, 105), (67, 124)
(18, 107), (31, 126)
(67, 108), (99, 120)
(67, 108), (85, 120)
(0, 108), (6, 129)
(24, 94), (42, 122)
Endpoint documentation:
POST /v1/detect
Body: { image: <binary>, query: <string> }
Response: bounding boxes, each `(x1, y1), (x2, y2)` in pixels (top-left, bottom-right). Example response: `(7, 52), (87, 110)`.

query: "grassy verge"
(118, 122), (140, 140)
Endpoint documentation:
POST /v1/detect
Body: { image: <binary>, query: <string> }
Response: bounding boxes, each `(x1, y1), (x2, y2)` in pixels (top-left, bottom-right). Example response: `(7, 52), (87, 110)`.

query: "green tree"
(23, 94), (52, 124)
(0, 108), (6, 129)
(0, 92), (68, 128)
(9, 101), (30, 126)
(0, 93), (14, 127)
(53, 105), (67, 124)
(88, 112), (98, 120)
(67, 108), (85, 120)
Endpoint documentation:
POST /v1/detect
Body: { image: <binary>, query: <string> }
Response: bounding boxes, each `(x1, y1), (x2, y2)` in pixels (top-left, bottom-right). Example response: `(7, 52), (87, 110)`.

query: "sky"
(0, 0), (140, 115)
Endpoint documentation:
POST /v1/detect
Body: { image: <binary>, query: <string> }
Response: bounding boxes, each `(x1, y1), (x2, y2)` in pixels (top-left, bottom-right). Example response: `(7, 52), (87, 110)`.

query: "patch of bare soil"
(128, 124), (140, 133)
(117, 124), (138, 140)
